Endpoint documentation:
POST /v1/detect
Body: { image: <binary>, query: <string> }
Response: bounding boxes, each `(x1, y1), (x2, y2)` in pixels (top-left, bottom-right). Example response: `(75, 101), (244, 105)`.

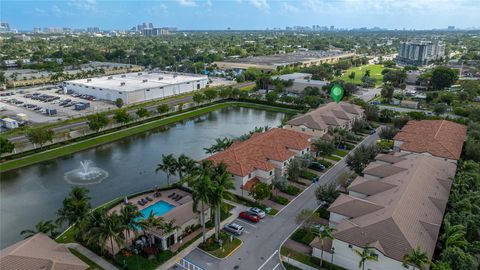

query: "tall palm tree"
(57, 186), (91, 227)
(403, 247), (431, 270)
(354, 246), (378, 270)
(311, 226), (335, 267)
(210, 162), (235, 241)
(191, 161), (214, 243)
(21, 220), (58, 238)
(119, 204), (142, 242)
(156, 154), (177, 187)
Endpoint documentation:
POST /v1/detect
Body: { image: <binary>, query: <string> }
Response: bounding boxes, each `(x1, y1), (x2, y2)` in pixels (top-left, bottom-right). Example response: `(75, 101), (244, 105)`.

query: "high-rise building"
(396, 40), (446, 66)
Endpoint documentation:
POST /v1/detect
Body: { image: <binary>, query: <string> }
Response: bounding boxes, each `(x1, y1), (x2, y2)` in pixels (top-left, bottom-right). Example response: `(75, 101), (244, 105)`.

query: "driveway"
(179, 131), (380, 270)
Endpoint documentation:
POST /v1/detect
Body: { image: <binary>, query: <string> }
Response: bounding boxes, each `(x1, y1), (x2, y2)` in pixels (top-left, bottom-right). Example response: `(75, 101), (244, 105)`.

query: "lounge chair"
(146, 196), (153, 201)
(168, 193), (176, 198)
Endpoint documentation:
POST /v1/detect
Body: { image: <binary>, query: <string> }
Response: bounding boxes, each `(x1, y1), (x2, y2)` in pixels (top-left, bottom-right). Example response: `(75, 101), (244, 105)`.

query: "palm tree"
(191, 161), (214, 243)
(403, 247), (431, 270)
(119, 204), (142, 242)
(21, 220), (58, 238)
(354, 246), (378, 270)
(57, 186), (91, 227)
(209, 162), (235, 241)
(156, 154), (178, 187)
(311, 226), (335, 267)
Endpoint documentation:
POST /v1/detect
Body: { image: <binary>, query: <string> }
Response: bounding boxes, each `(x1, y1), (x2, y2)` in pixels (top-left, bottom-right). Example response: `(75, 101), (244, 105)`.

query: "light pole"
(329, 247), (335, 270)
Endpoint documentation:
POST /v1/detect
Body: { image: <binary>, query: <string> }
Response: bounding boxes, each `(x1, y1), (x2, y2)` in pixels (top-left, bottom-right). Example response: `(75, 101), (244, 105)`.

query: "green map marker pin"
(330, 84), (344, 103)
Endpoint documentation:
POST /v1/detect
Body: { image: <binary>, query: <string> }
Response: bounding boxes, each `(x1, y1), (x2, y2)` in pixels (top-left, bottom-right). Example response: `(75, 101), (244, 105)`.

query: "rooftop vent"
(120, 82), (125, 86)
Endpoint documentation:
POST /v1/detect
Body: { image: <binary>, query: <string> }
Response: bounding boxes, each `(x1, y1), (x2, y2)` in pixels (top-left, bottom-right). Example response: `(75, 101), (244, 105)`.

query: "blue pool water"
(140, 200), (176, 218)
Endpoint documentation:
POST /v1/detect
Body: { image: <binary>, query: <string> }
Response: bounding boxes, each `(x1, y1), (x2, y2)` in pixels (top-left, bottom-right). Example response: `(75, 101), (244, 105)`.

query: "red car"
(239, 211), (260, 223)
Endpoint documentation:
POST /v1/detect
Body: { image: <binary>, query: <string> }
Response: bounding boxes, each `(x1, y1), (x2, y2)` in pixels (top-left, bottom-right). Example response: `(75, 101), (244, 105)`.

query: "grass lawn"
(337, 64), (384, 85)
(199, 232), (242, 259)
(69, 248), (106, 270)
(334, 149), (349, 157)
(1, 101), (300, 172)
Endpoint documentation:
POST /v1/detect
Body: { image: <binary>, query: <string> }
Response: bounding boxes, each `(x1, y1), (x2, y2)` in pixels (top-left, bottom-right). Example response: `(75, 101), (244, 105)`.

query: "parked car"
(239, 211), (260, 223)
(248, 207), (266, 219)
(224, 223), (244, 236)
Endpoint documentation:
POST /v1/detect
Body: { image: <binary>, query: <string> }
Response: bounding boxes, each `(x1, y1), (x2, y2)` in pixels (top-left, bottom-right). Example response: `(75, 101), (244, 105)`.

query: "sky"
(1, 0), (480, 31)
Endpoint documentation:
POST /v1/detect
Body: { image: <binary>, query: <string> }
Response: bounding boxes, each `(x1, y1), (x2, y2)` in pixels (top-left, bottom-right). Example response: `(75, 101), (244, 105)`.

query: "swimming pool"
(140, 200), (176, 218)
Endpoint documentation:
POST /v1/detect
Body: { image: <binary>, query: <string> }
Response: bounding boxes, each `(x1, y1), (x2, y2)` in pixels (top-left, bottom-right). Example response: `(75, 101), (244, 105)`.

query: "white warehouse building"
(63, 71), (208, 104)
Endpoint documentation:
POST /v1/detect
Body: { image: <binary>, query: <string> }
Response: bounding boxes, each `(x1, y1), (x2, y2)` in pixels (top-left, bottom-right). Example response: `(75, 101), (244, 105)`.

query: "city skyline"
(1, 0), (480, 31)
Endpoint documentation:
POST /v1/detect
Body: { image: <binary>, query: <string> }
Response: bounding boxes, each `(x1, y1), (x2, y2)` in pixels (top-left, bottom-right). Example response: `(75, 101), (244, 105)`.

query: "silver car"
(224, 222), (244, 236)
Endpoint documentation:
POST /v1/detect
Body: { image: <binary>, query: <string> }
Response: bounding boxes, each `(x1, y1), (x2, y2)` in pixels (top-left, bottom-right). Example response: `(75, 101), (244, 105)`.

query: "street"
(179, 131), (380, 270)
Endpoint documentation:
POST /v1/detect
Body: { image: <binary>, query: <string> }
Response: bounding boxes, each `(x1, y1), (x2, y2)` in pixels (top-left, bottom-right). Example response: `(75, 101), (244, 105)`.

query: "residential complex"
(207, 128), (311, 197)
(393, 120), (467, 162)
(0, 233), (88, 270)
(214, 50), (354, 72)
(314, 153), (457, 270)
(271, 72), (328, 94)
(396, 40), (446, 66)
(284, 102), (364, 139)
(63, 71), (208, 104)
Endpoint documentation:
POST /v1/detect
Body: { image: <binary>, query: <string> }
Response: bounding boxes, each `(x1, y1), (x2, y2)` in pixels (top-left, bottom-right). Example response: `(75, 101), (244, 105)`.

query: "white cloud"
(178, 0), (197, 7)
(282, 2), (299, 13)
(250, 0), (270, 10)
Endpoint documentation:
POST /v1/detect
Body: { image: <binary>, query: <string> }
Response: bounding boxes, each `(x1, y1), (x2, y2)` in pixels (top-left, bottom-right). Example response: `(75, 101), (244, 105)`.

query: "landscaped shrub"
(271, 195), (289, 205)
(300, 170), (317, 180)
(281, 185), (302, 196)
(317, 159), (333, 168)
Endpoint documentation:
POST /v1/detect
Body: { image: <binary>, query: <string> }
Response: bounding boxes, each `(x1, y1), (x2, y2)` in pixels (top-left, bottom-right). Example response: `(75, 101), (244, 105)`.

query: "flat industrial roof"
(65, 72), (207, 92)
(219, 50), (353, 66)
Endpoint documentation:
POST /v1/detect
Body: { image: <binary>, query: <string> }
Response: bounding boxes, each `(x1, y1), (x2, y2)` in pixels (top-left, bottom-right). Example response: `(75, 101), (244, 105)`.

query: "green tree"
(315, 182), (339, 207)
(354, 246), (379, 270)
(403, 247), (431, 270)
(115, 98), (124, 108)
(155, 154), (178, 187)
(87, 113), (109, 132)
(346, 144), (378, 174)
(26, 127), (54, 148)
(20, 220), (58, 238)
(311, 226), (335, 268)
(136, 107), (150, 118)
(431, 66), (459, 90)
(249, 182), (271, 203)
(57, 186), (91, 226)
(113, 109), (131, 123)
(433, 103), (448, 116)
(0, 136), (15, 154)
(157, 104), (169, 114)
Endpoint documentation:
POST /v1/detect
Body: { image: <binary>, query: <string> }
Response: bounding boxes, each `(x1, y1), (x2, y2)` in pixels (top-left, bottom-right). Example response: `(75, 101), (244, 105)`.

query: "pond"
(0, 106), (285, 248)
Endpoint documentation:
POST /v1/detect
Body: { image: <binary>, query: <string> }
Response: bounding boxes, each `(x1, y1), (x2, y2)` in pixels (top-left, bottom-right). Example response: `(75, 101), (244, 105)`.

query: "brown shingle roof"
(207, 128), (310, 176)
(329, 153), (457, 262)
(0, 234), (88, 270)
(393, 120), (467, 160)
(286, 102), (363, 131)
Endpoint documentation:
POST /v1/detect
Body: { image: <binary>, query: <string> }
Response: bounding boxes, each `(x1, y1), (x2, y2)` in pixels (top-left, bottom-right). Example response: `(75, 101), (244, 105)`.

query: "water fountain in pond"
(64, 160), (109, 185)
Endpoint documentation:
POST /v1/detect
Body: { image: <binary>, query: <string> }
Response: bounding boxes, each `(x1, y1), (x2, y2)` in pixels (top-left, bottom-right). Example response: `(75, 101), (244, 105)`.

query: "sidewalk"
(65, 243), (119, 270)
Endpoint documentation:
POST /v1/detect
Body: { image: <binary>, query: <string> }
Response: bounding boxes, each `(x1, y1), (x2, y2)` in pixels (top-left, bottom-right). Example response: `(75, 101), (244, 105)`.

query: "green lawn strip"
(333, 149), (348, 157)
(198, 232), (242, 259)
(69, 248), (106, 270)
(1, 102), (299, 172)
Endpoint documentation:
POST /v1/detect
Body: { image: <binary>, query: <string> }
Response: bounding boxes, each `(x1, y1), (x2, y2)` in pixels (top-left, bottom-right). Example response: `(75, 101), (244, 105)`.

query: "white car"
(248, 207), (266, 219)
(224, 223), (244, 236)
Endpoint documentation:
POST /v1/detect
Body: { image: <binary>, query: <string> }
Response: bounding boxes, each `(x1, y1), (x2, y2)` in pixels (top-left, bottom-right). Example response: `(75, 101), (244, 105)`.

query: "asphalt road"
(181, 130), (380, 270)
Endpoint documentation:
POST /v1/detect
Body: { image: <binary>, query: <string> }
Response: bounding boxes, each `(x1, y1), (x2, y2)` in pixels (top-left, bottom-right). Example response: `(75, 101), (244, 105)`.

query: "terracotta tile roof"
(328, 153), (457, 262)
(0, 233), (88, 270)
(207, 128), (311, 176)
(393, 120), (467, 160)
(286, 102), (363, 130)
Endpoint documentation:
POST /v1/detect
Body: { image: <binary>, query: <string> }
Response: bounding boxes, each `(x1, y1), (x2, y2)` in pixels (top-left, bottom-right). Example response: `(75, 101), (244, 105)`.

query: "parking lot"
(0, 86), (116, 124)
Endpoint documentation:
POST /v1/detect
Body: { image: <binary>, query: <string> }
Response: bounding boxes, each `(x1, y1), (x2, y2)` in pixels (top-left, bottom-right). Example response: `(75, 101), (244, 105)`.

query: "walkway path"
(65, 243), (119, 270)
